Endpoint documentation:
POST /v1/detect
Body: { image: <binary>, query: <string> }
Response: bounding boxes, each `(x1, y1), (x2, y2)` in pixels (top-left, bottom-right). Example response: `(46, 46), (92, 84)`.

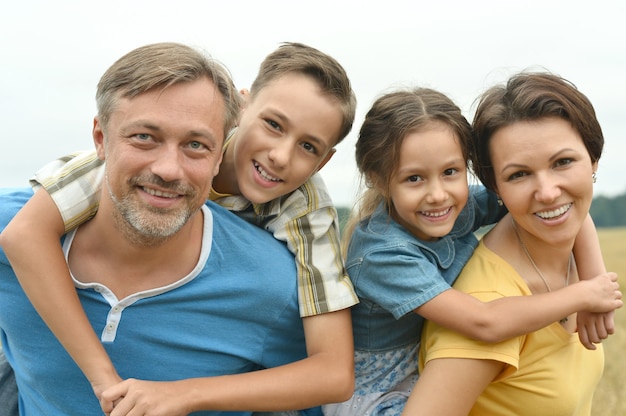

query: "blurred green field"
(592, 227), (626, 416)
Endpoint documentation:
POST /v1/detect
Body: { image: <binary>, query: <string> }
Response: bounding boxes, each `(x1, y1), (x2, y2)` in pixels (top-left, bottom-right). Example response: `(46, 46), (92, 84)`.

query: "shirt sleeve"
(352, 242), (453, 319)
(29, 150), (104, 232)
(272, 204), (359, 317)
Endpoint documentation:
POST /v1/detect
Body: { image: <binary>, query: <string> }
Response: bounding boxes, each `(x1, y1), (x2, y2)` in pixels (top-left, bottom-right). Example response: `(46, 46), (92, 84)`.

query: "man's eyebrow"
(121, 120), (219, 142)
(120, 120), (161, 134)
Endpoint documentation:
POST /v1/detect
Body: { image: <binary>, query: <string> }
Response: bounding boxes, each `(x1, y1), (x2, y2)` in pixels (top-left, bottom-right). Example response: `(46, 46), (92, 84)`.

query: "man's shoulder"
(0, 188), (34, 266)
(0, 188), (33, 229)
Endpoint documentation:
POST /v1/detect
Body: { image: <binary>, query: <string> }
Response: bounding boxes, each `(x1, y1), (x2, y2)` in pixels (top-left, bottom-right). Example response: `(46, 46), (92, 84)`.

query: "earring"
(592, 171), (597, 183)
(497, 196), (503, 206)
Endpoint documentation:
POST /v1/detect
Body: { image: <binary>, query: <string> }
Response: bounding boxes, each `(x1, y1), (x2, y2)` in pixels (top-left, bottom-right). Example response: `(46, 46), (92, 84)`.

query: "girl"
(404, 73), (621, 416)
(324, 87), (620, 416)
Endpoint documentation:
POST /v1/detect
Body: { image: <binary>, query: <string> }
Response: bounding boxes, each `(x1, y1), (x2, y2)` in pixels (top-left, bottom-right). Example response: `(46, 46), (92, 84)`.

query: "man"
(0, 345), (17, 416)
(0, 42), (352, 416)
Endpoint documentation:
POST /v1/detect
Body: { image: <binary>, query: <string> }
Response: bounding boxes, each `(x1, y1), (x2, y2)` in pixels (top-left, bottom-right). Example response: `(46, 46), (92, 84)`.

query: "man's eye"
(136, 133), (151, 141)
(189, 141), (204, 150)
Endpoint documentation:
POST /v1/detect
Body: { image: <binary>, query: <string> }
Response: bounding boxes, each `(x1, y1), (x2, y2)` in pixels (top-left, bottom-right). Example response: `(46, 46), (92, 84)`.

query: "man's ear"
(315, 148), (336, 173)
(93, 117), (107, 161)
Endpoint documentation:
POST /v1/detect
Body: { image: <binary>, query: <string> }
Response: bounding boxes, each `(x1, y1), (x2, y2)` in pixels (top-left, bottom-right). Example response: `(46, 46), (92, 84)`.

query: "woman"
(403, 72), (622, 416)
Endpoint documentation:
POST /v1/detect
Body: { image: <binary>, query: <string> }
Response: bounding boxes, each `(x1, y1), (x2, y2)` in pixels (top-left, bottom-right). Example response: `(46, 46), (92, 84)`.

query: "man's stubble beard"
(105, 173), (200, 248)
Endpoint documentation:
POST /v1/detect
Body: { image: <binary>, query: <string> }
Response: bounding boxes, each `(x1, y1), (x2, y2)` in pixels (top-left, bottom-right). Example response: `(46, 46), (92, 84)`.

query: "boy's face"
(228, 73), (341, 204)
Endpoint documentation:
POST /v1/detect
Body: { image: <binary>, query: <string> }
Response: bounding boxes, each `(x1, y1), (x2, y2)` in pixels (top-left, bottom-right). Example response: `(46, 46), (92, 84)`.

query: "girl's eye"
(407, 175), (423, 183)
(302, 142), (317, 154)
(443, 168), (458, 176)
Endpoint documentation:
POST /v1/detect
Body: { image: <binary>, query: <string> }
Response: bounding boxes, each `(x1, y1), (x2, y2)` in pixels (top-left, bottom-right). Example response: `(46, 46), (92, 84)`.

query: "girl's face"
(388, 121), (469, 241)
(491, 117), (597, 248)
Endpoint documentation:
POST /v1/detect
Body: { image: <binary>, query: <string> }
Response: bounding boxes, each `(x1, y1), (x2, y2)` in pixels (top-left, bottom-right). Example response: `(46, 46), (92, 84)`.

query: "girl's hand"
(584, 272), (622, 313)
(576, 310), (615, 350)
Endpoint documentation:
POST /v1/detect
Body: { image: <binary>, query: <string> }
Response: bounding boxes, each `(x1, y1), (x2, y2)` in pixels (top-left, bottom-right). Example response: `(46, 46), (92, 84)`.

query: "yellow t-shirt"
(420, 241), (604, 416)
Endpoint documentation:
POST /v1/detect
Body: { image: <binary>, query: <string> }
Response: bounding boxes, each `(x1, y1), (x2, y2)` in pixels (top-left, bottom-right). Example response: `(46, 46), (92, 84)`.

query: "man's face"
(224, 73), (341, 204)
(94, 78), (225, 243)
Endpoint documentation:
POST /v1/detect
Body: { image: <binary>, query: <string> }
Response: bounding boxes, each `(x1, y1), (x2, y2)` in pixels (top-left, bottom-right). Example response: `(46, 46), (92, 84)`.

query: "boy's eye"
(266, 119), (281, 131)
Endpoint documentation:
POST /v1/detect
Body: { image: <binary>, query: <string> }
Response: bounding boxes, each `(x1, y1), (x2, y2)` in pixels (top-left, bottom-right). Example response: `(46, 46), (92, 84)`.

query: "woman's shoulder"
(455, 240), (530, 297)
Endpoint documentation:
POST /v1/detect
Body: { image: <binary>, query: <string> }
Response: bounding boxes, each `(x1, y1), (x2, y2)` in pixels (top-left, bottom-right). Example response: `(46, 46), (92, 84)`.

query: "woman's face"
(490, 117), (597, 247)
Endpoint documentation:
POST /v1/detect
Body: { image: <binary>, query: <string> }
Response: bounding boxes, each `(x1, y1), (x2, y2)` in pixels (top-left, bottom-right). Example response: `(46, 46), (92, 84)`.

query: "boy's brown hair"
(249, 42), (356, 145)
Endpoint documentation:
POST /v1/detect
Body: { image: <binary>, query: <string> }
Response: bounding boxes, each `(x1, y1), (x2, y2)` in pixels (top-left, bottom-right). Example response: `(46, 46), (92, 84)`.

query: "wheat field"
(592, 227), (626, 416)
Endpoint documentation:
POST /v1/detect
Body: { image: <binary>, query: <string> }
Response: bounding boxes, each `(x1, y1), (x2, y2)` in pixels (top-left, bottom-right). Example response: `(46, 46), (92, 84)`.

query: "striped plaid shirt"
(31, 149), (358, 317)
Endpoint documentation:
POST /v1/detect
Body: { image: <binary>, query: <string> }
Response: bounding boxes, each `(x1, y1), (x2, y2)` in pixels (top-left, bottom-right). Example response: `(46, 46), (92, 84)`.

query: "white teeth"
(421, 207), (451, 218)
(254, 162), (280, 182)
(536, 203), (572, 219)
(143, 187), (178, 198)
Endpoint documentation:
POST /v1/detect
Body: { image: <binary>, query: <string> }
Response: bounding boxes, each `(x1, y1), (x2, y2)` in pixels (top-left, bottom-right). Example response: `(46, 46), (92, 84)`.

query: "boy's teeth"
(255, 163), (280, 182)
(536, 203), (572, 219)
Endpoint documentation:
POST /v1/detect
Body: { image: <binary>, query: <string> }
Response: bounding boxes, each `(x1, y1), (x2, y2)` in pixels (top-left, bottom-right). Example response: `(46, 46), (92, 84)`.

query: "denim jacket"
(347, 185), (505, 352)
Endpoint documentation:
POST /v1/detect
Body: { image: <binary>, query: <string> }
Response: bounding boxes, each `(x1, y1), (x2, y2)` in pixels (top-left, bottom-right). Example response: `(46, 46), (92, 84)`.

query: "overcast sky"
(1, 0), (624, 207)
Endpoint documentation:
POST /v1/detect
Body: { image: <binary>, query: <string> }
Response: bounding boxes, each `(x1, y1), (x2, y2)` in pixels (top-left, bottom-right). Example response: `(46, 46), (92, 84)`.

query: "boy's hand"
(90, 369), (122, 400)
(100, 379), (191, 416)
(91, 371), (123, 404)
(576, 310), (615, 350)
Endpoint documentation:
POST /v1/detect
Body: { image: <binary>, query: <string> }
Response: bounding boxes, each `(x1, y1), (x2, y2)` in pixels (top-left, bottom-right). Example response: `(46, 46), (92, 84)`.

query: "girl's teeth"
(421, 208), (450, 217)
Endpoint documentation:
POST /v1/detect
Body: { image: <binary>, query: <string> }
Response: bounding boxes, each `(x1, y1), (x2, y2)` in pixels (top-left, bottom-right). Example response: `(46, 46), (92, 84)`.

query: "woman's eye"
(508, 171), (527, 181)
(555, 158), (573, 167)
